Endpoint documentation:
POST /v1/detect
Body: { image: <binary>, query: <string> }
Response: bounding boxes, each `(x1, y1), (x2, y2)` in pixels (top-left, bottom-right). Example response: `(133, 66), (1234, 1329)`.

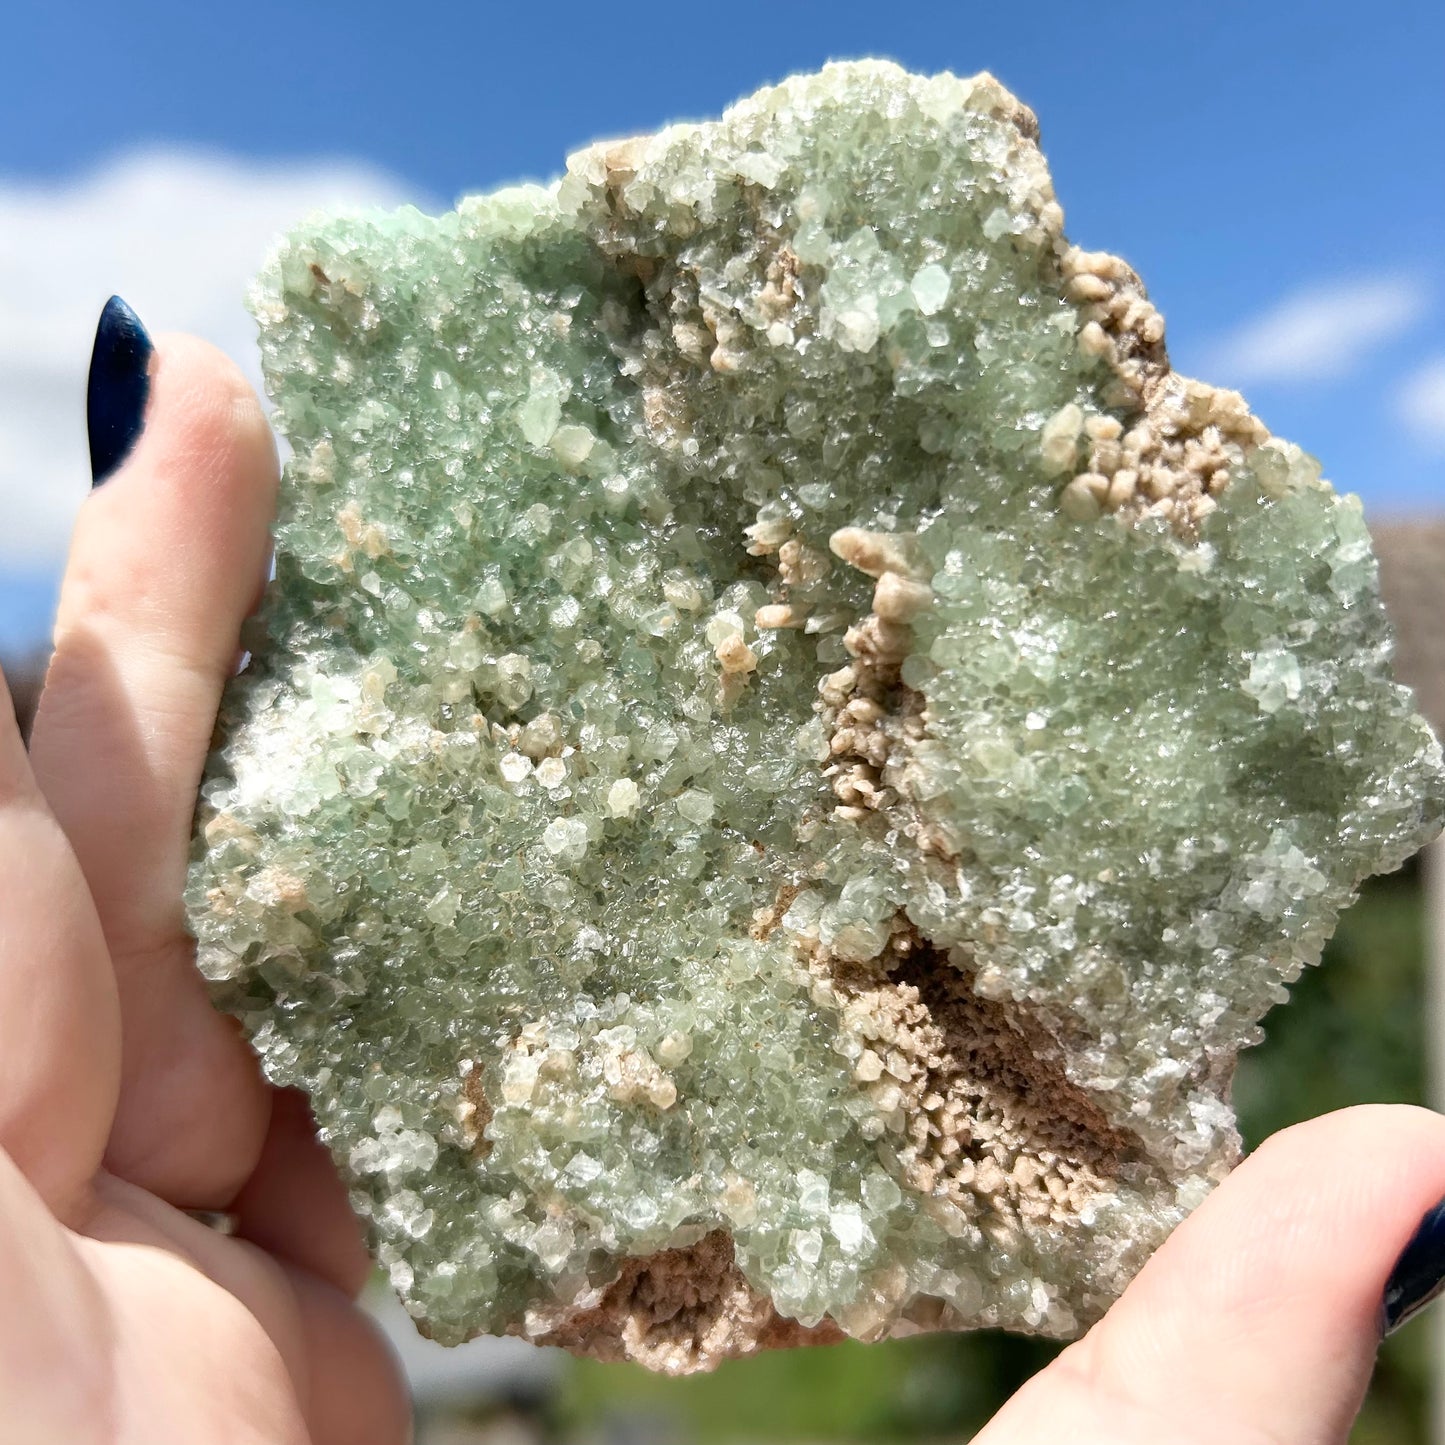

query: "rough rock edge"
(456, 1048), (831, 1372)
(1051, 245), (1269, 541)
(520, 1229), (845, 1374)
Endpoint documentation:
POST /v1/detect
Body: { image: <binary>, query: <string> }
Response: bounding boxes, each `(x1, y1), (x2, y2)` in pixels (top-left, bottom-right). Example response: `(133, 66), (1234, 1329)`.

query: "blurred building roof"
(1374, 521), (1445, 739)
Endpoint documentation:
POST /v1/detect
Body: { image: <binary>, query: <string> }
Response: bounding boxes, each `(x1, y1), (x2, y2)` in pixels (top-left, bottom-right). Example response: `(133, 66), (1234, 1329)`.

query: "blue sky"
(3, 0), (1443, 653)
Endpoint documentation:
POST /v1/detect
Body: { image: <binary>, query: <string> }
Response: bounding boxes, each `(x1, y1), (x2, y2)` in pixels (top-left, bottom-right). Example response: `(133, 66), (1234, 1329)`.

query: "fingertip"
(93, 331), (274, 495)
(53, 331), (279, 656)
(148, 331), (255, 403)
(1229, 1104), (1445, 1272)
(142, 332), (278, 496)
(88, 296), (154, 487)
(288, 1272), (413, 1445)
(231, 1089), (373, 1301)
(1031, 1104), (1445, 1444)
(100, 991), (274, 1210)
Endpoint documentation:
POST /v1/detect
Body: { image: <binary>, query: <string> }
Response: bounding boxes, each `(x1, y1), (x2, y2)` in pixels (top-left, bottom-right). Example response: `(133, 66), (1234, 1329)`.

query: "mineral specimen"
(188, 61), (1445, 1371)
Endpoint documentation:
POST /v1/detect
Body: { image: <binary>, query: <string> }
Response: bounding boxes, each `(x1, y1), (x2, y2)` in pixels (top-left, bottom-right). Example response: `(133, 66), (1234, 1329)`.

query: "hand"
(1, 317), (410, 1444)
(5, 310), (1444, 1445)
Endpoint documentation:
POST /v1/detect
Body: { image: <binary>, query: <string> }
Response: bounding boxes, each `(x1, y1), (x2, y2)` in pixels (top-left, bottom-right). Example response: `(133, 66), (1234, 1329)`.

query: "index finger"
(29, 323), (279, 1208)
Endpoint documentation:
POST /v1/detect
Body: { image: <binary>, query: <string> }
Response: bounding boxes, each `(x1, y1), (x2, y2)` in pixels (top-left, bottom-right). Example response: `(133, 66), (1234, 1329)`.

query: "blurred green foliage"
(558, 1330), (1060, 1443)
(552, 864), (1433, 1443)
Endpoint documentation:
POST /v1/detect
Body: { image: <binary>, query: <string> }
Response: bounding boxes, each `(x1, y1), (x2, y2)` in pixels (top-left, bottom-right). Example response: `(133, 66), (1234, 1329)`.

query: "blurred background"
(3, 0), (1444, 1440)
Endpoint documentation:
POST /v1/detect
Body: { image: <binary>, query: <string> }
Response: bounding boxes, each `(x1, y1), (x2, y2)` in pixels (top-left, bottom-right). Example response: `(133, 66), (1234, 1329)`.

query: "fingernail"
(87, 295), (153, 486)
(1382, 1196), (1445, 1336)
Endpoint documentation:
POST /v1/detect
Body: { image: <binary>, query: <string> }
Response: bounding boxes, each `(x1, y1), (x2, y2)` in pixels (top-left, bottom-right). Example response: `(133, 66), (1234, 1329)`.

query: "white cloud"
(1397, 355), (1445, 453)
(0, 150), (428, 569)
(1200, 274), (1429, 386)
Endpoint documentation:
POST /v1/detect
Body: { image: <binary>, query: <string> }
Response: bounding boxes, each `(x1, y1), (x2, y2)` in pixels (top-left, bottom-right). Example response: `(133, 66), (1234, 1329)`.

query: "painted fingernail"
(1382, 1196), (1445, 1336)
(87, 295), (153, 486)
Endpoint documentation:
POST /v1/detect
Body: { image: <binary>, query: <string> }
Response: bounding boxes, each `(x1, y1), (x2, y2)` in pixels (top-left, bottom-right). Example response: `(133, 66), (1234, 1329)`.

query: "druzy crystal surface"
(189, 62), (1444, 1371)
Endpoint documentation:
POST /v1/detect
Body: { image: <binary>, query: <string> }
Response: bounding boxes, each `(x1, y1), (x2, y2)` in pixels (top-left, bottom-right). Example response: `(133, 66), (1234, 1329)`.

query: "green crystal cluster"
(188, 61), (1444, 1371)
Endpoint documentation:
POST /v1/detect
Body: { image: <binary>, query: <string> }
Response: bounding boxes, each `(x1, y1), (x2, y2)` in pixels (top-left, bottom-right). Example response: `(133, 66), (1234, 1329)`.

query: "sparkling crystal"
(189, 61), (1444, 1373)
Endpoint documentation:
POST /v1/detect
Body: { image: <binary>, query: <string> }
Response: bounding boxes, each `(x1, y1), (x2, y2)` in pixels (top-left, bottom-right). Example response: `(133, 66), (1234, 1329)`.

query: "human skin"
(1, 332), (1443, 1444)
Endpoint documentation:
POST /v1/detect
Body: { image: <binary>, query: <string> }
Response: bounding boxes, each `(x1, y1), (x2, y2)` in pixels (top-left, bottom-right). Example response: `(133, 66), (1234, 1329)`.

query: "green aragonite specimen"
(188, 61), (1445, 1371)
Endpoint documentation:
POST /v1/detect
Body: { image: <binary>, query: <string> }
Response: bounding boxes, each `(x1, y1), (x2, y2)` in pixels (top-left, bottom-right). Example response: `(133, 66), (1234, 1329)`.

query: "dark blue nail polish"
(1382, 1197), (1445, 1336)
(87, 295), (153, 486)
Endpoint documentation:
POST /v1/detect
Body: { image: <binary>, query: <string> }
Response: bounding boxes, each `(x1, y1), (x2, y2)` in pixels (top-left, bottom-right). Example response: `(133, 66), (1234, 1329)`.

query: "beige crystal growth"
(188, 62), (1444, 1372)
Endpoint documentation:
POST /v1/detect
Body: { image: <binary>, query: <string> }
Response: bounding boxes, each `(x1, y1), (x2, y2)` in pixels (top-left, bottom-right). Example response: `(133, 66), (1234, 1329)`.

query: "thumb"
(976, 1105), (1445, 1445)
